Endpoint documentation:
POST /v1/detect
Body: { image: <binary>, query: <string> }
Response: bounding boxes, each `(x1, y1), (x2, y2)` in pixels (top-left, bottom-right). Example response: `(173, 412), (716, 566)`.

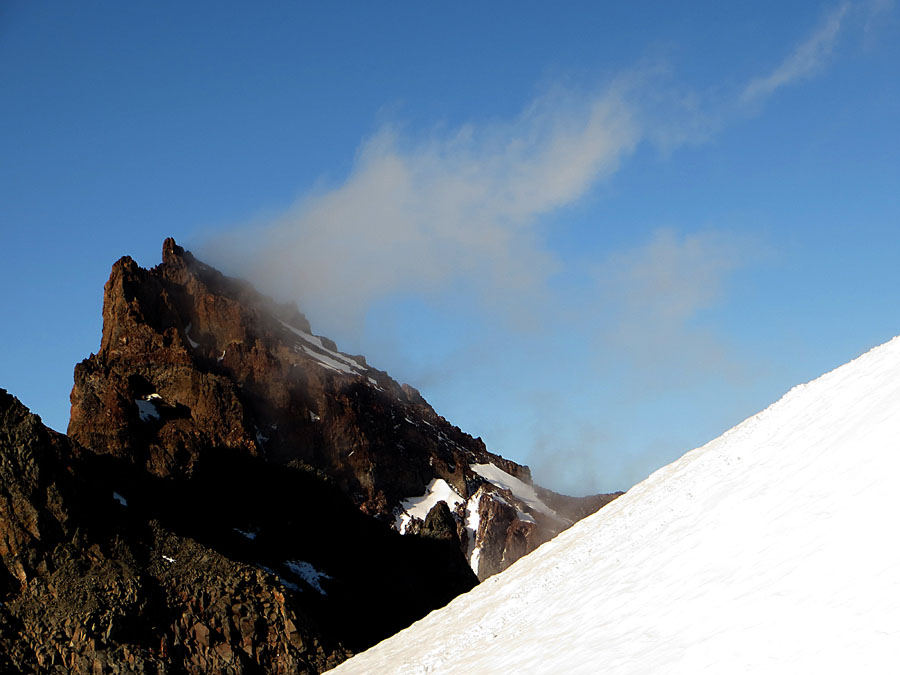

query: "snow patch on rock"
(284, 560), (332, 595)
(184, 322), (200, 348)
(471, 463), (567, 524)
(281, 320), (367, 375)
(464, 491), (484, 576)
(395, 478), (464, 534)
(135, 398), (160, 422)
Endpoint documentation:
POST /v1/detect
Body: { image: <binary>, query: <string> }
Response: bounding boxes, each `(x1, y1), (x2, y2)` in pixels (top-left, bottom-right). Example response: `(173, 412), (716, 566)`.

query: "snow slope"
(330, 336), (900, 674)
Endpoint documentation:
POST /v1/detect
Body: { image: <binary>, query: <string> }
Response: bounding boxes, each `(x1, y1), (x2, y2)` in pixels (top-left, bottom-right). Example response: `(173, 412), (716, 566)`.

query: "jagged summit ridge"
(69, 238), (617, 582)
(0, 238), (618, 672)
(332, 335), (900, 673)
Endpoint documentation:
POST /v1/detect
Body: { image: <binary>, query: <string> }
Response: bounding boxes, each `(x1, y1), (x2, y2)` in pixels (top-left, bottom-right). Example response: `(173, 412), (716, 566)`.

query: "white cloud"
(208, 3), (858, 337)
(742, 4), (850, 104)
(596, 229), (755, 381)
(198, 7), (856, 496)
(218, 84), (641, 334)
(528, 415), (612, 497)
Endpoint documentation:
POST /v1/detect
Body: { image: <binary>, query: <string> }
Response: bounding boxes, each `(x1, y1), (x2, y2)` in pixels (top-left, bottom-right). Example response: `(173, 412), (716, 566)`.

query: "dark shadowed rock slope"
(0, 238), (619, 673)
(1, 388), (475, 673)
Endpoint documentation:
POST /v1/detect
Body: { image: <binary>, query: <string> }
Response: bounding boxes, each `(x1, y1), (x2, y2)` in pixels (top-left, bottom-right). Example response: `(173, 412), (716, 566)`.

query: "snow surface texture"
(330, 335), (900, 674)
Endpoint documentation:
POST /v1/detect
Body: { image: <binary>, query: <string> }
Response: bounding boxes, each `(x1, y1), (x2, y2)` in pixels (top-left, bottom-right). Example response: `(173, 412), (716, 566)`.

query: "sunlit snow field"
(331, 335), (900, 674)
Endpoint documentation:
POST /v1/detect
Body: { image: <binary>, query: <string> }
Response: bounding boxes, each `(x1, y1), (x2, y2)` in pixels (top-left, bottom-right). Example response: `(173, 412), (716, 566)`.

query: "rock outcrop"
(69, 238), (619, 583)
(0, 237), (621, 673)
(0, 388), (338, 672)
(1, 388), (478, 673)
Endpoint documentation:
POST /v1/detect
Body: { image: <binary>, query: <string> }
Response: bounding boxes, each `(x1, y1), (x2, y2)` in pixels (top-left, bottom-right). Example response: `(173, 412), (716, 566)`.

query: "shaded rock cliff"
(1, 388), (477, 673)
(0, 388), (340, 672)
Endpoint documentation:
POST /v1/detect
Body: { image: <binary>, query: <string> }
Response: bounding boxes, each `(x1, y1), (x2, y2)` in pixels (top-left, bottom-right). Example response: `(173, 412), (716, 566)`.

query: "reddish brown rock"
(0, 238), (622, 672)
(0, 388), (352, 673)
(68, 239), (617, 584)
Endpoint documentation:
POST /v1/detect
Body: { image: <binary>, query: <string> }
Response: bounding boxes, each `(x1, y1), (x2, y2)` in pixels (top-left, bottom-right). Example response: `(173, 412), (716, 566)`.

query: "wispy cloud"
(212, 83), (641, 334)
(595, 229), (756, 384)
(742, 4), (851, 104)
(209, 3), (858, 336)
(862, 0), (897, 45)
(527, 413), (612, 497)
(203, 7), (857, 495)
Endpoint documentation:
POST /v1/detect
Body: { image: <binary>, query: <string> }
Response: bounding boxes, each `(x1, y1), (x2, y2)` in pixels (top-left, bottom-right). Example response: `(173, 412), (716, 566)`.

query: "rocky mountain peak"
(161, 235), (184, 265)
(1, 237), (620, 672)
(70, 238), (618, 580)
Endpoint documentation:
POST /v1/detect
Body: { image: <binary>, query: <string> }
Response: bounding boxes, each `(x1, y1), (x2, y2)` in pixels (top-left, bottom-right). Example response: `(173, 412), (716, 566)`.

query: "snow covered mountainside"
(331, 335), (900, 673)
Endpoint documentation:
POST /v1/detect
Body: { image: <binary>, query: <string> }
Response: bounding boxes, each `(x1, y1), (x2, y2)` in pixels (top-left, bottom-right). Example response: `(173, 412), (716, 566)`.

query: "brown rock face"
(0, 238), (622, 673)
(2, 238), (624, 672)
(1, 387), (483, 673)
(68, 239), (617, 583)
(0, 389), (347, 672)
(0, 389), (77, 588)
(71, 239), (486, 501)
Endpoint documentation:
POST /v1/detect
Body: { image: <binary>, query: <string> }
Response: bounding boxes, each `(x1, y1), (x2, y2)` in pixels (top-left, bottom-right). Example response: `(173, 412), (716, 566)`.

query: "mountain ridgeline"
(0, 239), (618, 673)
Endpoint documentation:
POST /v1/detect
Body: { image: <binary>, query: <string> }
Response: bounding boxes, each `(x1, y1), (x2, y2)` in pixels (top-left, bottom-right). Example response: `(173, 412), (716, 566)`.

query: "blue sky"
(2, 2), (898, 494)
